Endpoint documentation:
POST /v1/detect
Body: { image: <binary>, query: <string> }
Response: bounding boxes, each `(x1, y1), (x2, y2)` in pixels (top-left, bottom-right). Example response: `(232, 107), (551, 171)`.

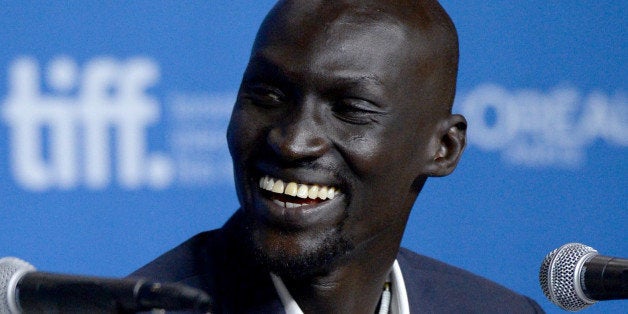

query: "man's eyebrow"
(246, 52), (290, 77)
(330, 74), (385, 88)
(247, 52), (386, 93)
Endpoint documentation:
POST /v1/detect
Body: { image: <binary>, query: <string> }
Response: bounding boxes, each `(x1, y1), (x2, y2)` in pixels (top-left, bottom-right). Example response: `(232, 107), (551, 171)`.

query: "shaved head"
(254, 0), (459, 112)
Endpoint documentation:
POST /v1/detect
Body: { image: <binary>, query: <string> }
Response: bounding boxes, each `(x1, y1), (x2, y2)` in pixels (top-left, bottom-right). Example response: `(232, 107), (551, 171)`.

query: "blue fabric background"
(0, 1), (625, 313)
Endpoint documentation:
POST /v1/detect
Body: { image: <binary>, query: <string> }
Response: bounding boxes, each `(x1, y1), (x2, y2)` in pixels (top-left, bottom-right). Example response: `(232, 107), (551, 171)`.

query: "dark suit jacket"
(131, 215), (544, 313)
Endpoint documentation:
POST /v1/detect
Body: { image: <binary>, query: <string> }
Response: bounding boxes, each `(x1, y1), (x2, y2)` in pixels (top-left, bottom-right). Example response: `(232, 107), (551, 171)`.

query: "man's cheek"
(229, 115), (261, 151)
(338, 136), (385, 169)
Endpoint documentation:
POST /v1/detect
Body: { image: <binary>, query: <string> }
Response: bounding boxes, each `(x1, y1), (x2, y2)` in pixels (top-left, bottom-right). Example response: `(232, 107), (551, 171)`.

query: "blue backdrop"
(0, 1), (625, 313)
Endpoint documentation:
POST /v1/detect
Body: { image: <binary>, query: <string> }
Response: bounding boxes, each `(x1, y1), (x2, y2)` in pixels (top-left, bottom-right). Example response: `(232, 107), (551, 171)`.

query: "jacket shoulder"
(397, 248), (544, 313)
(129, 230), (222, 283)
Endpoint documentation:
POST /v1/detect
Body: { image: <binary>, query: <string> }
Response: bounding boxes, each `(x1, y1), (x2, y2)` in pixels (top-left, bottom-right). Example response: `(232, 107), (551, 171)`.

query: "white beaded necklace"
(378, 279), (392, 314)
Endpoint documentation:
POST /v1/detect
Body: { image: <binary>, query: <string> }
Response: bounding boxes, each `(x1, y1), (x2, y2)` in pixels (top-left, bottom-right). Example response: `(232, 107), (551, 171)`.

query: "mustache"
(254, 158), (344, 180)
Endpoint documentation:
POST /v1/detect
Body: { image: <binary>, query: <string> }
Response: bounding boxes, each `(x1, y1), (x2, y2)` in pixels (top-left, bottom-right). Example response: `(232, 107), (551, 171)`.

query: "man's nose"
(266, 107), (330, 162)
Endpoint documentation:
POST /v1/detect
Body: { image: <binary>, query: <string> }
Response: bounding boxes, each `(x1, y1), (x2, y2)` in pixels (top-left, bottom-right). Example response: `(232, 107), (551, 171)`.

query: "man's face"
(227, 9), (446, 277)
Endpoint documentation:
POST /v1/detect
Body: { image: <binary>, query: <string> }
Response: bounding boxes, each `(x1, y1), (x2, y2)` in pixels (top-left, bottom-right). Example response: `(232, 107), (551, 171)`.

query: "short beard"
(240, 216), (354, 280)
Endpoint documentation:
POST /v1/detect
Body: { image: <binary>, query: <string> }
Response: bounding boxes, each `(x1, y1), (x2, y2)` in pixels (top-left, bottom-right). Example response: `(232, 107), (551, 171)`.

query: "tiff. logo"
(1, 56), (173, 191)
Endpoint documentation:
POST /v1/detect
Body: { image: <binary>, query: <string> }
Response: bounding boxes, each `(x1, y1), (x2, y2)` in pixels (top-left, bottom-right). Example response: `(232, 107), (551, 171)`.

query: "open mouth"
(259, 175), (339, 208)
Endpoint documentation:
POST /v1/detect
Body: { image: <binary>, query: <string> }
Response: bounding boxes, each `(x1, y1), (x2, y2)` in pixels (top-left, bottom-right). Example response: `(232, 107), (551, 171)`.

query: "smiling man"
(132, 1), (544, 313)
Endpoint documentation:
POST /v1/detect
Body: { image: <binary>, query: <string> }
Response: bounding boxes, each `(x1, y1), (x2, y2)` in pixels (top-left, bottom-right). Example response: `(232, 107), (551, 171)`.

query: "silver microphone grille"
(0, 257), (36, 314)
(539, 243), (598, 311)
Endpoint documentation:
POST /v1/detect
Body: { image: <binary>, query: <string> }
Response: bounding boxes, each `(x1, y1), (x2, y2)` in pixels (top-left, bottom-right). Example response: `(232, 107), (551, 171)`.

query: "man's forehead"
(256, 14), (408, 58)
(248, 16), (409, 92)
(252, 2), (422, 68)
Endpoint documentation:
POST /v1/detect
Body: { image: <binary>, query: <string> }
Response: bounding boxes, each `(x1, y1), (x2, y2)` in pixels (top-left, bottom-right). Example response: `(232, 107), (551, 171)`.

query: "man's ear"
(424, 114), (467, 177)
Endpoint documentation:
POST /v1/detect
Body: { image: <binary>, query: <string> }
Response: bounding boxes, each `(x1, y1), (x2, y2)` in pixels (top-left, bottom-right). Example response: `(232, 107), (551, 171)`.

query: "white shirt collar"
(270, 260), (409, 314)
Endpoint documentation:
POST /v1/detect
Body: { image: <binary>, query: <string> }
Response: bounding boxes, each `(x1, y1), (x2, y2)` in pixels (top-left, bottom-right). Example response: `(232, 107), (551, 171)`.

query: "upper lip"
(254, 163), (342, 188)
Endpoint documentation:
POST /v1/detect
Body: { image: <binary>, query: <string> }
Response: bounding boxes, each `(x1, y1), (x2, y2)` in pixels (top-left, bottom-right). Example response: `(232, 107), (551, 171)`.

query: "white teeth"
(297, 184), (309, 198)
(318, 186), (328, 200)
(272, 180), (285, 193)
(286, 202), (302, 208)
(308, 185), (319, 199)
(284, 182), (298, 196)
(259, 175), (339, 202)
(264, 177), (274, 190)
(273, 199), (285, 207)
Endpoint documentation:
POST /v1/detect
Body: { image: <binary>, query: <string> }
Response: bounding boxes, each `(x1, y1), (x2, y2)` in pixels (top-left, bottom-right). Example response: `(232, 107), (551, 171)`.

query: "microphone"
(539, 243), (628, 311)
(0, 257), (213, 313)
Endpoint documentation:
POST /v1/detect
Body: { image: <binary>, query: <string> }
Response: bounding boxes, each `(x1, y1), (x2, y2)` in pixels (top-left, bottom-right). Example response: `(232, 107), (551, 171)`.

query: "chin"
(247, 222), (354, 280)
